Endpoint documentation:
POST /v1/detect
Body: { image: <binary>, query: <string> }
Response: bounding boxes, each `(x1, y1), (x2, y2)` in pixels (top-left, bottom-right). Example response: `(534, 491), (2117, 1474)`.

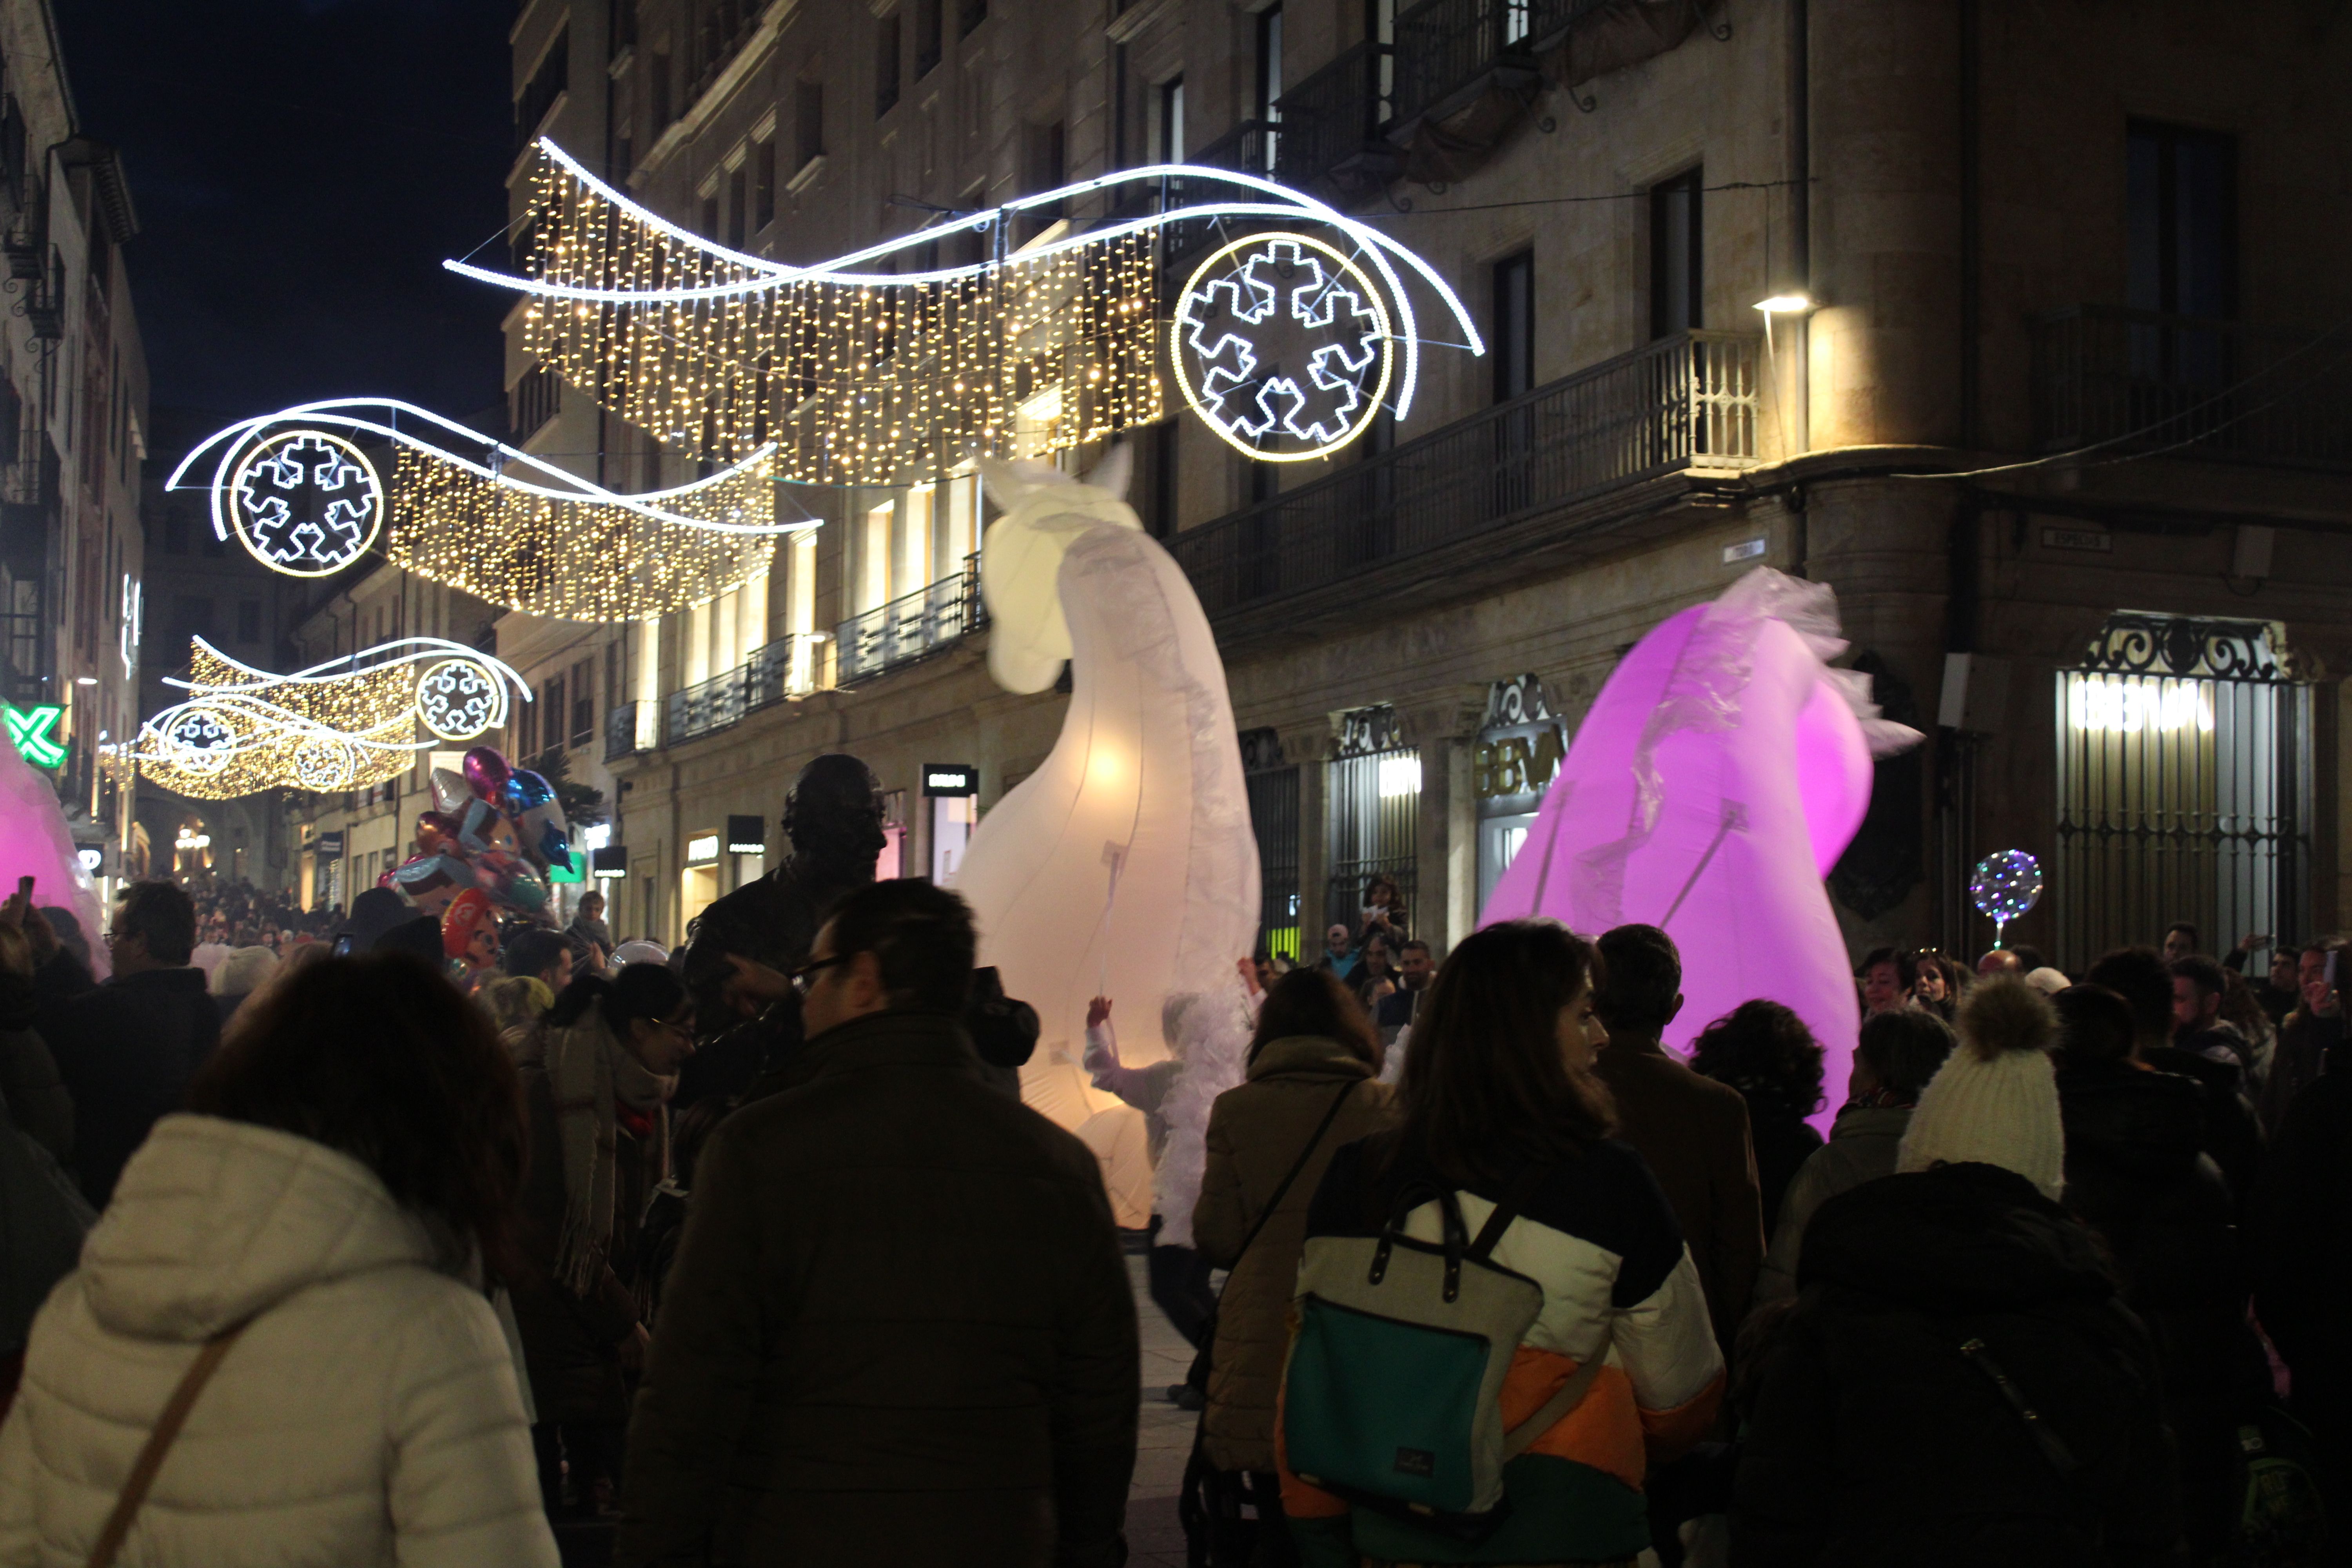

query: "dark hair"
(2083, 947), (2174, 1041)
(503, 927), (571, 981)
(2054, 983), (2138, 1064)
(825, 878), (976, 1015)
(114, 880), (196, 965)
(1398, 939), (1432, 959)
(546, 960), (690, 1035)
(2165, 922), (2200, 949)
(1401, 919), (1614, 1186)
(2170, 954), (2226, 1003)
(187, 953), (525, 1271)
(375, 915), (445, 965)
(1688, 1000), (1826, 1114)
(1854, 1009), (1956, 1101)
(1593, 923), (1680, 1035)
(1249, 967), (1381, 1070)
(1857, 945), (1914, 980)
(2009, 945), (2051, 974)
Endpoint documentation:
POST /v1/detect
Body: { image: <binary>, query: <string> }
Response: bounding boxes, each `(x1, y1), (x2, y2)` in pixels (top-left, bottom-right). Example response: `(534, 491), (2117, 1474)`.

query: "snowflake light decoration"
(228, 430), (385, 577)
(1172, 232), (1393, 463)
(121, 637), (528, 800)
(415, 657), (504, 742)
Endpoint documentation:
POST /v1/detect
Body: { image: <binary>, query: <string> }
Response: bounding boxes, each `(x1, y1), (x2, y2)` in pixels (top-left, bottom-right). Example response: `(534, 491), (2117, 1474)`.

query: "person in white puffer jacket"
(0, 951), (558, 1568)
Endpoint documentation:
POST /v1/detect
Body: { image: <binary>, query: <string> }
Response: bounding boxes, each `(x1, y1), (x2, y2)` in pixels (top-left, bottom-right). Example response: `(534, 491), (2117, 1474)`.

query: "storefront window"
(1474, 675), (1566, 916)
(1242, 729), (1299, 961)
(1327, 706), (1417, 936)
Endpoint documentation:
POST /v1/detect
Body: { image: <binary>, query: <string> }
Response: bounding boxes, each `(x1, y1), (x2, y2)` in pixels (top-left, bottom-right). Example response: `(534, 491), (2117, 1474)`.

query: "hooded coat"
(0, 1114), (556, 1566)
(1733, 1163), (2182, 1568)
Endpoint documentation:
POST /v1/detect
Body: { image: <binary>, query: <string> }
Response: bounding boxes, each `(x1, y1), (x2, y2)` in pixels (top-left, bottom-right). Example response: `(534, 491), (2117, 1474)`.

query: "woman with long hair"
(507, 962), (695, 1519)
(1281, 920), (1724, 1567)
(0, 953), (557, 1563)
(1191, 969), (1395, 1563)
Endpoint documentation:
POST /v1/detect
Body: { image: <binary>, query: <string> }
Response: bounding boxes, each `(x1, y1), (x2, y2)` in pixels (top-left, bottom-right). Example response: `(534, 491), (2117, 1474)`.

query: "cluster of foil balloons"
(382, 746), (572, 940)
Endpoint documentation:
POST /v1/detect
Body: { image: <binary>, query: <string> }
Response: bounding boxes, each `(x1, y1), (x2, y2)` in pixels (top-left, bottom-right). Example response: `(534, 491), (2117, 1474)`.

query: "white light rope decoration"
(167, 399), (816, 621)
(440, 140), (1481, 483)
(120, 637), (532, 800)
(1173, 232), (1394, 462)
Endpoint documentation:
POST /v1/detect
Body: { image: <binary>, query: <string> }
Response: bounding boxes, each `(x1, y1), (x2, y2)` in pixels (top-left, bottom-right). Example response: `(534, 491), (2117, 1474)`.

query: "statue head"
(783, 753), (888, 865)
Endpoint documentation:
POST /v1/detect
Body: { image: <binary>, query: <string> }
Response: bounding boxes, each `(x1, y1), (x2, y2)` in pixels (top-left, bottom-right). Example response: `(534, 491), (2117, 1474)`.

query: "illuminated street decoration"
(229, 430), (385, 577)
(443, 140), (1480, 483)
(123, 637), (529, 800)
(1173, 233), (1393, 462)
(169, 400), (810, 622)
(4, 702), (65, 769)
(119, 575), (142, 679)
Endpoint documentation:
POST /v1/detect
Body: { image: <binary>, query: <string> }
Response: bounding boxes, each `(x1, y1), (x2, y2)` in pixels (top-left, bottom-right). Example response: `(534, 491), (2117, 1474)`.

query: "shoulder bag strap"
(1231, 1082), (1358, 1269)
(1467, 1162), (1553, 1261)
(85, 1321), (251, 1568)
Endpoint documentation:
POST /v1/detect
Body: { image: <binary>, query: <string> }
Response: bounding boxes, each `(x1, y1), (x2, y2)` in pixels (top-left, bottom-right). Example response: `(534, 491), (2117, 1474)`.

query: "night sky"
(54, 0), (517, 432)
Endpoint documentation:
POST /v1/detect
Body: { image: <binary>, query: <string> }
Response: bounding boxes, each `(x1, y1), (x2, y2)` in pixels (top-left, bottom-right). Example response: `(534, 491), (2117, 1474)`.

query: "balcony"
(1168, 330), (1760, 625)
(1391, 0), (1546, 128)
(2034, 304), (2352, 471)
(657, 630), (833, 750)
(1272, 42), (1399, 205)
(682, 1), (766, 112)
(604, 701), (652, 764)
(834, 555), (985, 686)
(1163, 120), (1277, 274)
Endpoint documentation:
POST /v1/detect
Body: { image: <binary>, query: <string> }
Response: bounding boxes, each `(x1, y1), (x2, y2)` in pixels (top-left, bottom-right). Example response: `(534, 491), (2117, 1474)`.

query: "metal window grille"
(2053, 613), (2310, 970)
(1327, 706), (1419, 934)
(1242, 729), (1300, 962)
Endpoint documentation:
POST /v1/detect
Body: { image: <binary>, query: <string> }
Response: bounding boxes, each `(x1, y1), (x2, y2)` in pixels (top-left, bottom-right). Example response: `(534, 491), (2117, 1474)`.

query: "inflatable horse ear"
(975, 451), (1140, 695)
(1483, 568), (1922, 1131)
(958, 443), (1258, 1222)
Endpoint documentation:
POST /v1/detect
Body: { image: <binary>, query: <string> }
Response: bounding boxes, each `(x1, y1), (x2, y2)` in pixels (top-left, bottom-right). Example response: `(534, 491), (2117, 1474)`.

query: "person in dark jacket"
(617, 879), (1138, 1568)
(2053, 982), (2269, 1558)
(41, 880), (218, 1207)
(1687, 999), (1825, 1234)
(0, 916), (71, 1164)
(509, 962), (695, 1517)
(2253, 1053), (2352, 1488)
(1735, 978), (2183, 1567)
(2086, 946), (2262, 1213)
(2259, 942), (2345, 1134)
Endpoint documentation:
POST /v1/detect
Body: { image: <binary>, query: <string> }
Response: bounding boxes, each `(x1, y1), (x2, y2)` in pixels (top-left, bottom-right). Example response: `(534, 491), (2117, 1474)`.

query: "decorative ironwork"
(834, 554), (987, 687)
(1337, 704), (1407, 757)
(1239, 726), (1287, 774)
(1240, 727), (1302, 963)
(2076, 612), (2284, 684)
(1481, 672), (1556, 728)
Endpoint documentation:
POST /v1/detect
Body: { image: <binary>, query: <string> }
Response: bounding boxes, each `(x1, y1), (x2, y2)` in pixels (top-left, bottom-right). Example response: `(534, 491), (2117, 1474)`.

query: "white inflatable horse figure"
(955, 452), (1258, 1229)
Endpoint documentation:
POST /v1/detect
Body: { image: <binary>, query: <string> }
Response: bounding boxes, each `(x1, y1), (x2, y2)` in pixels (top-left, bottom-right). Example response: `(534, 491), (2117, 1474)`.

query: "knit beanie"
(1896, 975), (2065, 1200)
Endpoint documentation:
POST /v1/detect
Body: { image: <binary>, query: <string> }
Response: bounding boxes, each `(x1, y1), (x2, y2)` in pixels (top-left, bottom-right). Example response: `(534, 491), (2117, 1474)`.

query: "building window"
(700, 189), (719, 239)
(649, 47), (671, 130)
(2129, 119), (2235, 327)
(236, 599), (261, 643)
(571, 657), (596, 746)
(753, 134), (776, 229)
(1650, 167), (1702, 338)
(960, 0), (987, 40)
(796, 78), (824, 171)
(876, 11), (901, 117)
(1256, 5), (1283, 171)
(1327, 705), (1417, 935)
(542, 672), (568, 754)
(1145, 417), (1178, 539)
(515, 26), (568, 157)
(511, 364), (563, 441)
(915, 0), (943, 76)
(1491, 249), (1534, 402)
(1159, 75), (1185, 162)
(726, 163), (746, 249)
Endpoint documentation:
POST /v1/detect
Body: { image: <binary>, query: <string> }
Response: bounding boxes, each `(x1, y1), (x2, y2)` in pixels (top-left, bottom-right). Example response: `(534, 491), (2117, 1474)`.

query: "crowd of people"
(0, 839), (2344, 1566)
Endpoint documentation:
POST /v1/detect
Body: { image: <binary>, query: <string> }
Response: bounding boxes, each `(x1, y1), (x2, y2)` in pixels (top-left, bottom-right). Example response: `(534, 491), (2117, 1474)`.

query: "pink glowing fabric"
(0, 736), (108, 980)
(1482, 569), (1918, 1129)
(956, 457), (1259, 1225)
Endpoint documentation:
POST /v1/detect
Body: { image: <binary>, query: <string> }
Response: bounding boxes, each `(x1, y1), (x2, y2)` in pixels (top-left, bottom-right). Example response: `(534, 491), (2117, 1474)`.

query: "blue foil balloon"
(539, 822), (573, 872)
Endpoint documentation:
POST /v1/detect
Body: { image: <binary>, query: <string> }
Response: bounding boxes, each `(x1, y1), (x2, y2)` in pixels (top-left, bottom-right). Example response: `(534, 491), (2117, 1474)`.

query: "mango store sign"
(5, 702), (65, 769)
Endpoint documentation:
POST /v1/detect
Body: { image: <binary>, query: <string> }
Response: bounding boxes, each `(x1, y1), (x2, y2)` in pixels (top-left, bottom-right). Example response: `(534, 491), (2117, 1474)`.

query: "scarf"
(543, 1013), (676, 1298)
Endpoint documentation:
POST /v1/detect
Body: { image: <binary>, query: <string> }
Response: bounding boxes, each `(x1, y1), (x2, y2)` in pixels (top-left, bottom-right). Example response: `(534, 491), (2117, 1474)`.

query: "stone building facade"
(481, 0), (2352, 973)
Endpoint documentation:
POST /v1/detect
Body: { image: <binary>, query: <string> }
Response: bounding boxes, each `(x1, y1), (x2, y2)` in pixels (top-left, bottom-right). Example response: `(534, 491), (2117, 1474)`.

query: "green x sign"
(5, 702), (65, 769)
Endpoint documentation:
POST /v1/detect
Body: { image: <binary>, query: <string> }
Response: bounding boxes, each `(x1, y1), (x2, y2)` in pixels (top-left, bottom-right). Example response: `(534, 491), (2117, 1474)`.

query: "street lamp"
(1753, 293), (1817, 316)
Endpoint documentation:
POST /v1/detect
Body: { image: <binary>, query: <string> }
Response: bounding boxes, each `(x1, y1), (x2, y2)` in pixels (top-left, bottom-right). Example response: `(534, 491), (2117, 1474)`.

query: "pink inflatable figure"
(1482, 569), (1919, 1131)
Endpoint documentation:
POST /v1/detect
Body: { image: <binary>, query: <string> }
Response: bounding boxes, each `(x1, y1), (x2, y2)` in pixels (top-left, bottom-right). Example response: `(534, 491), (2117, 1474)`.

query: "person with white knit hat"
(1895, 975), (2067, 1199)
(1735, 975), (2183, 1564)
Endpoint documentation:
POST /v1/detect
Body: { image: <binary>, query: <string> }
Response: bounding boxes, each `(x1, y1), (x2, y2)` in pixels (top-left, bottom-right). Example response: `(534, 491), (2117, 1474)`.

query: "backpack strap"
(85, 1320), (251, 1568)
(1501, 1346), (1612, 1461)
(1959, 1336), (2080, 1479)
(1468, 1163), (1553, 1261)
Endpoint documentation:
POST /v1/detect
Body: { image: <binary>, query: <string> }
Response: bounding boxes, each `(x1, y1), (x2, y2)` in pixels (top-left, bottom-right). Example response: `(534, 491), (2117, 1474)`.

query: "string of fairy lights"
(514, 153), (1163, 483)
(122, 638), (528, 800)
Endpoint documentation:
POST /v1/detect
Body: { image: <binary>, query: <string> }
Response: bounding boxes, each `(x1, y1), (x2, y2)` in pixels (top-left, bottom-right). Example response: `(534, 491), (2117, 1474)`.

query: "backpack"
(1280, 1168), (1604, 1540)
(2226, 1406), (2332, 1566)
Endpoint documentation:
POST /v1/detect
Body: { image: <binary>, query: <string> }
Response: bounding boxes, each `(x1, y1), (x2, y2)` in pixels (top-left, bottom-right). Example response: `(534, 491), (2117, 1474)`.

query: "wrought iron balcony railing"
(1272, 42), (1397, 200)
(655, 630), (834, 751)
(2034, 304), (2352, 470)
(603, 701), (648, 764)
(1167, 330), (1760, 620)
(834, 554), (985, 686)
(1392, 0), (1544, 125)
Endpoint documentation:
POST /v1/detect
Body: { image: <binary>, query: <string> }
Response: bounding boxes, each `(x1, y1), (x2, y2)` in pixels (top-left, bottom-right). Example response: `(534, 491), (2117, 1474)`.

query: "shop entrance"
(2053, 613), (2310, 969)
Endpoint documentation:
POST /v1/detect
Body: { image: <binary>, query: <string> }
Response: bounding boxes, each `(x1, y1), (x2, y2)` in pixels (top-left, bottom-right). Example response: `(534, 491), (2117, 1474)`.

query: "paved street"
(1126, 1250), (1200, 1568)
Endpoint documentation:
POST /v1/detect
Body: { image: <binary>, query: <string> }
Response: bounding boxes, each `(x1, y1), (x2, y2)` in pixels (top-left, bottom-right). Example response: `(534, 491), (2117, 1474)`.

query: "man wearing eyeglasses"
(44, 879), (221, 1207)
(619, 878), (1139, 1568)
